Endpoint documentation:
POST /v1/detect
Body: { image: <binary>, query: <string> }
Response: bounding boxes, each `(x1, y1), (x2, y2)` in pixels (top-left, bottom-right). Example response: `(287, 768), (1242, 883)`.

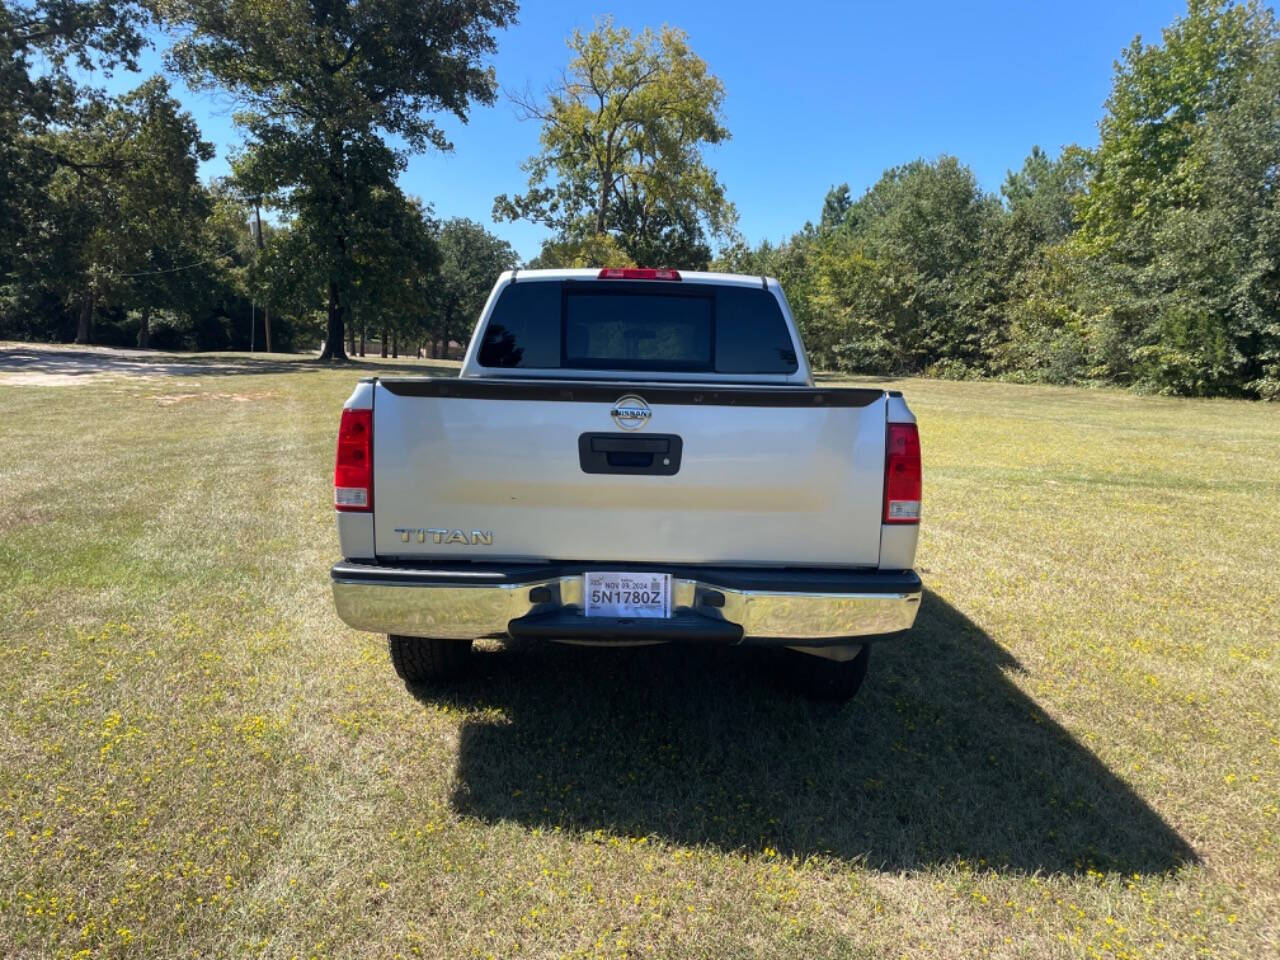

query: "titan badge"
(393, 528), (494, 545)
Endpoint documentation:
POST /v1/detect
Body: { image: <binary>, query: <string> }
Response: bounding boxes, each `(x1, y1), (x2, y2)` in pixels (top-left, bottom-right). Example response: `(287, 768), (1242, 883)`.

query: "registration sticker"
(584, 572), (671, 619)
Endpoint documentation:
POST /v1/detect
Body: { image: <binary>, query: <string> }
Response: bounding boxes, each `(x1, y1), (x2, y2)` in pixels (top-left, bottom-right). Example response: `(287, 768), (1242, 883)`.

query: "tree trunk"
(380, 329), (388, 358)
(75, 290), (94, 344)
(595, 171), (609, 236)
(358, 325), (365, 357)
(347, 321), (355, 356)
(392, 332), (398, 359)
(136, 305), (152, 349)
(319, 280), (348, 361)
(252, 201), (272, 354)
(318, 143), (349, 361)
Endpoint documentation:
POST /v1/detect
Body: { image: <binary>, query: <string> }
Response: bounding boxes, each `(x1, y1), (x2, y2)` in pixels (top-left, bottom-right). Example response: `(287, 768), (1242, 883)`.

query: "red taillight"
(597, 267), (681, 281)
(883, 422), (921, 524)
(334, 408), (372, 511)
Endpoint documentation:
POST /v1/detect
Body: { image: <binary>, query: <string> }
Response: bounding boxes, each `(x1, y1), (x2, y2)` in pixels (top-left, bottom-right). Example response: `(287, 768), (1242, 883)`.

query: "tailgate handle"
(579, 433), (683, 475)
(590, 437), (669, 454)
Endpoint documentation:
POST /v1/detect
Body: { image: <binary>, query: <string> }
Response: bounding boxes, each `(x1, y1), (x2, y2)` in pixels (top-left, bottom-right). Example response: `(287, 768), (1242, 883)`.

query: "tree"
(494, 18), (736, 269)
(1075, 0), (1274, 252)
(1, 1), (148, 285)
(983, 146), (1091, 379)
(433, 218), (517, 356)
(529, 232), (634, 270)
(161, 0), (518, 360)
(198, 181), (283, 351)
(1067, 0), (1280, 395)
(827, 156), (1004, 374)
(30, 77), (213, 345)
(1139, 44), (1280, 396)
(819, 184), (853, 233)
(252, 217), (325, 347)
(111, 80), (215, 348)
(348, 189), (440, 357)
(1001, 146), (1087, 248)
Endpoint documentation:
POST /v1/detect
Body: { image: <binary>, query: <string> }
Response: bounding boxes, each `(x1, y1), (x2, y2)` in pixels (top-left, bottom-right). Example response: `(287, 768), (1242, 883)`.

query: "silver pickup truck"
(331, 267), (922, 699)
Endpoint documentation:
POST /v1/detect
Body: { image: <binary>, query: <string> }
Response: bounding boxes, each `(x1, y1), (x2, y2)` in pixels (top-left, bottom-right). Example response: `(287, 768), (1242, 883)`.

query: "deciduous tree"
(494, 18), (735, 269)
(1, 1), (148, 284)
(33, 77), (213, 344)
(1075, 0), (1273, 251)
(161, 0), (518, 360)
(1069, 0), (1279, 394)
(433, 218), (517, 356)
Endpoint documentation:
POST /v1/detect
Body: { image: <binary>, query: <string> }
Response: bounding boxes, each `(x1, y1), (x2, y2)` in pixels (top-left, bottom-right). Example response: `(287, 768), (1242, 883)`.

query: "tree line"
(2, 1), (1277, 397)
(2, 0), (518, 358)
(716, 1), (1280, 399)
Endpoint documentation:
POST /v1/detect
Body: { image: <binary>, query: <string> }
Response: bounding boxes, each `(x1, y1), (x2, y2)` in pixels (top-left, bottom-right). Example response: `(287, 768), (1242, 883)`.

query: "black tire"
(785, 644), (871, 701)
(387, 635), (473, 683)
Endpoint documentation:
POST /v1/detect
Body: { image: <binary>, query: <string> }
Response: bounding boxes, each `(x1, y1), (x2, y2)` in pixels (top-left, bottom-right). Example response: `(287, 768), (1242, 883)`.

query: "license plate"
(584, 572), (671, 619)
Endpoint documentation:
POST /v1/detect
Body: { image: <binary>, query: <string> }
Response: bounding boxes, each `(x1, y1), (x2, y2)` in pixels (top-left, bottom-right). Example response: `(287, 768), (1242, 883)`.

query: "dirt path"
(0, 342), (455, 385)
(0, 342), (312, 384)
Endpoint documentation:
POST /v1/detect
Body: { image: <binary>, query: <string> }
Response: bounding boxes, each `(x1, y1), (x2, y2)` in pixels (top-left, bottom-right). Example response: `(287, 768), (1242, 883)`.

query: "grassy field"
(0, 345), (1276, 959)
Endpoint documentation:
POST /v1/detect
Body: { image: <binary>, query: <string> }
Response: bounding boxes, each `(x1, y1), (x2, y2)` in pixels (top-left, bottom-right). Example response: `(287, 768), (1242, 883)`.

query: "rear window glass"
(477, 280), (798, 374)
(565, 292), (712, 371)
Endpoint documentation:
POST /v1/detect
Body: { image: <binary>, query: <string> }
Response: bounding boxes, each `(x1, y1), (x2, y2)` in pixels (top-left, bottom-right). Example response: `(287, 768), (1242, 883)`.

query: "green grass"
(0, 349), (1276, 959)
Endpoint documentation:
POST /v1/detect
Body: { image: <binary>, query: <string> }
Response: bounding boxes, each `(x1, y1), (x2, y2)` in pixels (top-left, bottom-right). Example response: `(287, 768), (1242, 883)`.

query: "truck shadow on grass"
(426, 590), (1196, 875)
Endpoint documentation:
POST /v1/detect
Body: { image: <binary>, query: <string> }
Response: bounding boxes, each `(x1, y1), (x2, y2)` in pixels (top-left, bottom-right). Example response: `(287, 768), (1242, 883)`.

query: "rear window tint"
(713, 287), (799, 373)
(477, 280), (798, 374)
(474, 281), (560, 368)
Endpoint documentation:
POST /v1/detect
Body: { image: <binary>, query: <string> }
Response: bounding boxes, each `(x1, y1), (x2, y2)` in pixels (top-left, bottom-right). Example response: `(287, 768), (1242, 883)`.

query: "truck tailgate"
(371, 380), (888, 567)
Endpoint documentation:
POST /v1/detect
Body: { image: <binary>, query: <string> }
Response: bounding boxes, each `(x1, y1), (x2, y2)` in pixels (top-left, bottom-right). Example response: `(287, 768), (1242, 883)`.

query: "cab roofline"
(502, 267), (775, 289)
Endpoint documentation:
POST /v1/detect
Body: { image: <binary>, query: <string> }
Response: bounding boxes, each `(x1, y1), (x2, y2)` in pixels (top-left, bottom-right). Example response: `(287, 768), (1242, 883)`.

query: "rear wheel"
(785, 645), (870, 701)
(387, 635), (473, 683)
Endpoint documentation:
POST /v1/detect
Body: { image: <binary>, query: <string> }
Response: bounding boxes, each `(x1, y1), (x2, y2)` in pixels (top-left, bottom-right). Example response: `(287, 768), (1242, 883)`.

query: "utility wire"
(117, 245), (243, 278)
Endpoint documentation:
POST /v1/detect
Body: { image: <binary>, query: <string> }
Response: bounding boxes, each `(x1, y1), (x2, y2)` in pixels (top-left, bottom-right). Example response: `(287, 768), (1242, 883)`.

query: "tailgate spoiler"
(376, 377), (886, 408)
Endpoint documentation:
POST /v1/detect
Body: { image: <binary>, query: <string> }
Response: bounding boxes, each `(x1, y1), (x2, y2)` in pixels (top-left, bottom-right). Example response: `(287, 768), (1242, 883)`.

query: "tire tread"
(387, 635), (472, 683)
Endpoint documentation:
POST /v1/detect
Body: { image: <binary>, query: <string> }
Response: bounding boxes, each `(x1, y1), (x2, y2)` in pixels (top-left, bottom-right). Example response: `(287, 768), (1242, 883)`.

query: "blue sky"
(104, 0), (1189, 261)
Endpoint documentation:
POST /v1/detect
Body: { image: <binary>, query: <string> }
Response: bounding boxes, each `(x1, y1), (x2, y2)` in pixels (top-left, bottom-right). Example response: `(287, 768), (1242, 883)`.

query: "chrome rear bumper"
(331, 562), (921, 647)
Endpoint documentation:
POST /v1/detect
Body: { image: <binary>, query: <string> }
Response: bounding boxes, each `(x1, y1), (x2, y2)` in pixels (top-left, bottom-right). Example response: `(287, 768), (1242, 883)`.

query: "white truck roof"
(501, 268), (778, 289)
